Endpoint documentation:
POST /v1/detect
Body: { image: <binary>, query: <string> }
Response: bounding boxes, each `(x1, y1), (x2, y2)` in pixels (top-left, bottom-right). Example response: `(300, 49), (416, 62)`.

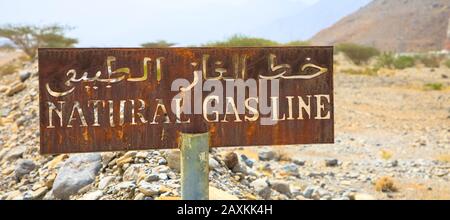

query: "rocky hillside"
(310, 0), (450, 52)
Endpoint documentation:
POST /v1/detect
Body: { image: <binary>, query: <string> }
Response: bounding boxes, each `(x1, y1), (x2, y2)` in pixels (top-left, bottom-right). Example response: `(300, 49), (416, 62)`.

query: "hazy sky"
(0, 0), (366, 47)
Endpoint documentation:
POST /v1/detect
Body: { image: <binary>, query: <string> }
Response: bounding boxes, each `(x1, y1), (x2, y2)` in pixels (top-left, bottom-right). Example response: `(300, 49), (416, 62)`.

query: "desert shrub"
(204, 34), (280, 47)
(141, 40), (175, 48)
(393, 56), (415, 69)
(375, 52), (395, 69)
(342, 68), (378, 76)
(0, 43), (15, 51)
(0, 63), (19, 76)
(375, 177), (397, 192)
(424, 83), (443, 91)
(380, 150), (393, 160)
(335, 43), (380, 65)
(0, 24), (78, 58)
(445, 59), (450, 68)
(284, 41), (310, 46)
(417, 55), (441, 68)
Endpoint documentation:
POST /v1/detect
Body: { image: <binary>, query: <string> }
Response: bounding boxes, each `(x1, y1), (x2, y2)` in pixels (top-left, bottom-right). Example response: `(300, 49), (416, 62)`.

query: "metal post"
(180, 132), (210, 200)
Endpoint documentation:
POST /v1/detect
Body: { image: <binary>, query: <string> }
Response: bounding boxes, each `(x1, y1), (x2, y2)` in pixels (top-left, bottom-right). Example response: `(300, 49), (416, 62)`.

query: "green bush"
(336, 43), (380, 65)
(393, 56), (415, 69)
(141, 40), (175, 48)
(204, 34), (280, 47)
(417, 55), (441, 68)
(424, 83), (443, 91)
(342, 68), (378, 76)
(0, 24), (78, 58)
(284, 41), (310, 46)
(0, 43), (15, 51)
(445, 59), (450, 68)
(0, 63), (19, 76)
(376, 52), (395, 69)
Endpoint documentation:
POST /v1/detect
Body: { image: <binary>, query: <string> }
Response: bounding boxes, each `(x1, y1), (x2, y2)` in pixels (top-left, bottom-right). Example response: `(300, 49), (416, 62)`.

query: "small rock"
(134, 193), (146, 200)
(391, 160), (399, 167)
(98, 176), (116, 190)
(224, 152), (239, 169)
(52, 153), (102, 199)
(3, 146), (26, 161)
(158, 158), (167, 165)
(303, 187), (315, 199)
(325, 159), (339, 167)
(6, 82), (26, 96)
(282, 163), (299, 176)
(19, 71), (31, 82)
(138, 181), (160, 197)
(101, 152), (116, 167)
(135, 151), (149, 159)
(240, 154), (254, 168)
(209, 157), (220, 170)
(114, 181), (136, 191)
(15, 159), (36, 179)
(46, 154), (68, 170)
(145, 174), (160, 182)
(250, 179), (271, 199)
(0, 86), (7, 93)
(80, 190), (103, 200)
(292, 158), (306, 166)
(116, 152), (136, 166)
(166, 150), (180, 171)
(270, 180), (291, 196)
(30, 187), (48, 200)
(123, 164), (144, 182)
(258, 149), (276, 161)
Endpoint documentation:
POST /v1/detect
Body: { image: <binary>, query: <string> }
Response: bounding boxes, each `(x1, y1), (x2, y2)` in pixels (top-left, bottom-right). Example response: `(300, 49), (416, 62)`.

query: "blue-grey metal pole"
(180, 132), (209, 200)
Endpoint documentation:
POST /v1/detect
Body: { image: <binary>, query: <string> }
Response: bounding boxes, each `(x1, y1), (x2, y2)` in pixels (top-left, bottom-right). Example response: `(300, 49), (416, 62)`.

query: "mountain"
(252, 0), (373, 43)
(310, 0), (450, 52)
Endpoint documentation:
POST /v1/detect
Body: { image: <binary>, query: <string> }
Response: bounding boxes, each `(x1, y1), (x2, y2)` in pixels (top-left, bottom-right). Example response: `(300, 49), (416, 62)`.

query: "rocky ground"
(0, 50), (449, 200)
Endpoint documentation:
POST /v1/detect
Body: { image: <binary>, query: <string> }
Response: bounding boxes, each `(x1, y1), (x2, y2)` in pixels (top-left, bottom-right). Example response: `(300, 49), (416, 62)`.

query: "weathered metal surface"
(39, 47), (334, 154)
(180, 132), (209, 200)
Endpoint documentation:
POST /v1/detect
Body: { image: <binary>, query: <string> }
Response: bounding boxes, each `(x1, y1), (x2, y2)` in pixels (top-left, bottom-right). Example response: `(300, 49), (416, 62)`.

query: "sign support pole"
(180, 132), (210, 200)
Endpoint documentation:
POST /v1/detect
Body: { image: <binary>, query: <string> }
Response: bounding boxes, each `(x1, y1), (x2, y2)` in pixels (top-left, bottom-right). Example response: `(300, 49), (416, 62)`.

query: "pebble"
(98, 176), (116, 190)
(3, 146), (26, 161)
(224, 152), (239, 169)
(250, 178), (271, 199)
(6, 82), (26, 96)
(270, 180), (291, 196)
(145, 174), (160, 182)
(325, 159), (339, 167)
(138, 181), (160, 197)
(19, 71), (31, 82)
(303, 186), (317, 199)
(282, 163), (299, 176)
(123, 164), (144, 182)
(292, 158), (306, 166)
(240, 154), (254, 168)
(209, 157), (221, 170)
(30, 187), (49, 200)
(166, 150), (180, 171)
(258, 149), (276, 161)
(14, 159), (36, 179)
(114, 181), (136, 191)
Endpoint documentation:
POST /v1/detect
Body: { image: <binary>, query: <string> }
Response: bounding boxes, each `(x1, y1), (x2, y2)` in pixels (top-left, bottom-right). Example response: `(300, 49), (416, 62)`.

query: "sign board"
(39, 47), (334, 154)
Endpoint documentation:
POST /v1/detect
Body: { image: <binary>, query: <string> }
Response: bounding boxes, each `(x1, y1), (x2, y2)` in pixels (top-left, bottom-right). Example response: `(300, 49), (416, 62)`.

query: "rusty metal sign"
(39, 47), (334, 154)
